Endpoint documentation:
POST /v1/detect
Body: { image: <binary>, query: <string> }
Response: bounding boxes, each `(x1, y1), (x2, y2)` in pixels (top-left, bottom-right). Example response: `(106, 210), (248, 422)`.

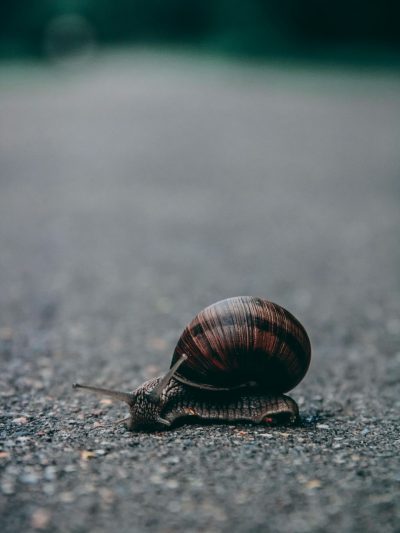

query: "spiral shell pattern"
(171, 296), (311, 393)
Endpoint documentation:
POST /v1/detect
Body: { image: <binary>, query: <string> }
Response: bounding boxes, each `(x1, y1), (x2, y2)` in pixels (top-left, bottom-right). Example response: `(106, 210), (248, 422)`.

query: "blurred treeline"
(1, 0), (399, 60)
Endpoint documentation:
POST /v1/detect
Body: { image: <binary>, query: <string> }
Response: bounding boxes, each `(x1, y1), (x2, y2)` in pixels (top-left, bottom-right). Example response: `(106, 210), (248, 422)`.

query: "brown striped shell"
(170, 296), (311, 394)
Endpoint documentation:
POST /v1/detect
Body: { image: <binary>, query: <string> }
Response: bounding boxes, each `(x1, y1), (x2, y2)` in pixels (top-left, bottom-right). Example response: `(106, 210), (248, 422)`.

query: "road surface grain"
(0, 52), (399, 532)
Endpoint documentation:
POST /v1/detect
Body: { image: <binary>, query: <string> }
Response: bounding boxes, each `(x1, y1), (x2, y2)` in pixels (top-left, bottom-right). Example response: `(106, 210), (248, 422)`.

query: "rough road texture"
(0, 52), (399, 532)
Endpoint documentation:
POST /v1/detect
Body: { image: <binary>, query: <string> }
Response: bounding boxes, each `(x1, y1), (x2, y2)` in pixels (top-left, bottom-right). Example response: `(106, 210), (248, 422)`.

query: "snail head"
(72, 354), (188, 430)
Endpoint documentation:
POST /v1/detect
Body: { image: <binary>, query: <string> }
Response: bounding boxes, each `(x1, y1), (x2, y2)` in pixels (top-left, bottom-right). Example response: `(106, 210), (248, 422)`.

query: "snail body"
(73, 296), (311, 431)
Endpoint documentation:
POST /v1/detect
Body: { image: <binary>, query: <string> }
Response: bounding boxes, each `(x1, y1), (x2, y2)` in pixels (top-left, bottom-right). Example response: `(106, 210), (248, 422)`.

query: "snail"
(73, 296), (311, 431)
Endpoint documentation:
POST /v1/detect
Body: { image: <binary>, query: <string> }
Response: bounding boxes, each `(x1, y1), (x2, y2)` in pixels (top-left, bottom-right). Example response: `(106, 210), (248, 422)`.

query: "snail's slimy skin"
(158, 378), (299, 429)
(126, 377), (299, 431)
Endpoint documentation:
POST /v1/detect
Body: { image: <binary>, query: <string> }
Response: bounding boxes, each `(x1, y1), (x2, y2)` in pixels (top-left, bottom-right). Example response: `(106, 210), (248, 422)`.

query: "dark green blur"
(0, 0), (399, 62)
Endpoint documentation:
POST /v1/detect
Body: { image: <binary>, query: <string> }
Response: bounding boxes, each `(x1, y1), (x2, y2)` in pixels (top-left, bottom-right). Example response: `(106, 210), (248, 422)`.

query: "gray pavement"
(0, 51), (399, 532)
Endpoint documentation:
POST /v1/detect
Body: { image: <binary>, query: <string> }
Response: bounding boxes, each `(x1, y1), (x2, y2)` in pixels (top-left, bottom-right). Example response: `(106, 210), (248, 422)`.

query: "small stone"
(1, 480), (15, 495)
(100, 399), (113, 406)
(43, 484), (55, 496)
(94, 449), (106, 456)
(165, 479), (179, 489)
(100, 488), (114, 504)
(164, 456), (180, 465)
(20, 472), (39, 484)
(16, 436), (31, 443)
(189, 478), (204, 489)
(43, 466), (57, 481)
(0, 451), (10, 459)
(13, 417), (28, 425)
(31, 509), (51, 530)
(305, 479), (321, 489)
(59, 491), (75, 503)
(316, 424), (330, 430)
(80, 450), (96, 460)
(149, 474), (163, 485)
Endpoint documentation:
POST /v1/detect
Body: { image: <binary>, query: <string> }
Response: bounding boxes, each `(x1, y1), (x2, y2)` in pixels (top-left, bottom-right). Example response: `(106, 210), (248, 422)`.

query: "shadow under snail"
(73, 296), (311, 431)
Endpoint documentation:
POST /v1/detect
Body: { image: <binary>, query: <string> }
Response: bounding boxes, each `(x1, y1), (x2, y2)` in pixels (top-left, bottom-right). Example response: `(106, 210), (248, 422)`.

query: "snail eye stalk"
(146, 353), (188, 402)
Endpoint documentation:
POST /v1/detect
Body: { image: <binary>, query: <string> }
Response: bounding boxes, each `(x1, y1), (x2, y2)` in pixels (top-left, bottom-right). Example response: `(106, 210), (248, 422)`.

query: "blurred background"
(0, 0), (400, 63)
(0, 0), (399, 407)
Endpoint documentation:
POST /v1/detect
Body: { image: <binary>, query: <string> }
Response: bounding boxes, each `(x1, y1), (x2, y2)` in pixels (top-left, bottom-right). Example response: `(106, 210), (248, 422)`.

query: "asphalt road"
(0, 52), (399, 533)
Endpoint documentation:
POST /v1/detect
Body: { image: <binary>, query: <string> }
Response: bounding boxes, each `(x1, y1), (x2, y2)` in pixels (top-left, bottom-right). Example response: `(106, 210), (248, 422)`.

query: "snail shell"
(171, 296), (311, 393)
